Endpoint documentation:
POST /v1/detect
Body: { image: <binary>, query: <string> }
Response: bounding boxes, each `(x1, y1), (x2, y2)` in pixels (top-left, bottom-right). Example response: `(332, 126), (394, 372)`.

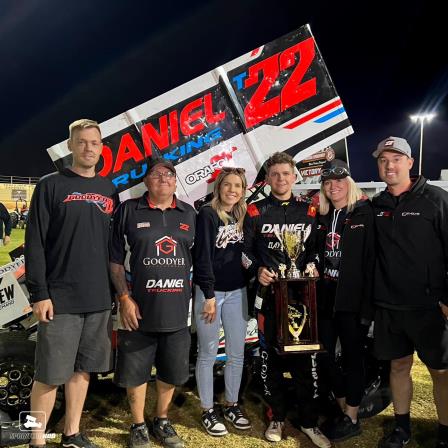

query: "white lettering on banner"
(268, 241), (281, 250)
(143, 258), (185, 267)
(146, 279), (184, 288)
(185, 161), (224, 185)
(261, 223), (308, 234)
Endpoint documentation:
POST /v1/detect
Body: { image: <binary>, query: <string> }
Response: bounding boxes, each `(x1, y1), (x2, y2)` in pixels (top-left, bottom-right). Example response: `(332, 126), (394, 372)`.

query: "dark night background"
(0, 0), (446, 181)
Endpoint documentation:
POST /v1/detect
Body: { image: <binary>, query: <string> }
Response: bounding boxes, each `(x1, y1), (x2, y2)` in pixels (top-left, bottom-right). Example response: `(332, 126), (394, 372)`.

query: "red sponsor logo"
(98, 94), (225, 177)
(247, 203), (260, 217)
(179, 223), (190, 231)
(155, 236), (177, 256)
(307, 205), (316, 217)
(63, 192), (114, 214)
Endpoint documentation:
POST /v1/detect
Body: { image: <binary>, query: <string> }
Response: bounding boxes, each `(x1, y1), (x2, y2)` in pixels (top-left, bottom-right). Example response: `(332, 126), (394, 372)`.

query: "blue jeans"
(194, 286), (249, 409)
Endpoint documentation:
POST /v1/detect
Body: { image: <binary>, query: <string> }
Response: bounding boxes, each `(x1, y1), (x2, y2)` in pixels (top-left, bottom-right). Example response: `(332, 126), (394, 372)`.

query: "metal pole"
(418, 118), (424, 176)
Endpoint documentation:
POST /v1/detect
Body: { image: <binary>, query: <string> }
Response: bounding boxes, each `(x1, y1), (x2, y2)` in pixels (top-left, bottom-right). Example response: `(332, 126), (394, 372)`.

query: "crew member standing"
(110, 157), (195, 448)
(372, 137), (448, 448)
(243, 152), (330, 448)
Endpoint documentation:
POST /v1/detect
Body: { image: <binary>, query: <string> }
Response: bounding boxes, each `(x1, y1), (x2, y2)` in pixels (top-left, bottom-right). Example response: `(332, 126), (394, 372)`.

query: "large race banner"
(47, 24), (353, 207)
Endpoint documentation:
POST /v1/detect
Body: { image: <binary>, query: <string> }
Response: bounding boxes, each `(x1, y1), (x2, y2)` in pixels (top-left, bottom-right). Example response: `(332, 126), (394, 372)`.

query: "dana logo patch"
(137, 222), (150, 229)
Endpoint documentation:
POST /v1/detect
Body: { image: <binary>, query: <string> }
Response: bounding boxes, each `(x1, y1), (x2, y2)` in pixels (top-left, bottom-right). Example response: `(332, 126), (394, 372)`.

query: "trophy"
(272, 224), (321, 354)
(288, 304), (308, 343)
(281, 231), (303, 279)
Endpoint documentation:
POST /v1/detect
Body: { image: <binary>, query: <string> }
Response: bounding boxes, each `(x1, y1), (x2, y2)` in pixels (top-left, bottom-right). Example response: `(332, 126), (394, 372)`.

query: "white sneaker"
(300, 426), (331, 448)
(265, 420), (285, 442)
(201, 408), (228, 436)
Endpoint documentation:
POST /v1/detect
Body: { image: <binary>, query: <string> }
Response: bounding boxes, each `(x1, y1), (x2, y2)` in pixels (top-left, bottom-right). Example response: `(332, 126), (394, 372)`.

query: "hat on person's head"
(372, 136), (412, 158)
(320, 159), (351, 182)
(145, 157), (176, 176)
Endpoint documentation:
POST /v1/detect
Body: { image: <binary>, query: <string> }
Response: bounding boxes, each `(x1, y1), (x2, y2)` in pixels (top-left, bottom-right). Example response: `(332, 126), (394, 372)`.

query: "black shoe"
(129, 423), (151, 448)
(61, 432), (99, 448)
(378, 427), (411, 448)
(327, 414), (361, 442)
(201, 408), (228, 436)
(223, 403), (251, 430)
(435, 440), (448, 448)
(152, 418), (184, 448)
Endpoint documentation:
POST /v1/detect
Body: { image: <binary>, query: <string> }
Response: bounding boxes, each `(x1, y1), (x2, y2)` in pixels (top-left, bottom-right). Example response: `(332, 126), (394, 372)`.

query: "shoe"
(378, 427), (411, 448)
(326, 414), (361, 442)
(223, 403), (251, 430)
(300, 426), (331, 448)
(152, 418), (184, 448)
(201, 408), (228, 436)
(128, 423), (151, 447)
(61, 432), (99, 448)
(265, 420), (285, 442)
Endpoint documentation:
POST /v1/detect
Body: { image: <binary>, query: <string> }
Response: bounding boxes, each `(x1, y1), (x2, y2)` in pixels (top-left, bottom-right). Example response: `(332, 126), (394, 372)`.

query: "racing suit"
(242, 193), (321, 427)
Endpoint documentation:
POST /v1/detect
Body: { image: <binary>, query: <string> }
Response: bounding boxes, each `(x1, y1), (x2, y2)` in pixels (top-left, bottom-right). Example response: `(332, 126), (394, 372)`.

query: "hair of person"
(319, 176), (363, 215)
(265, 152), (295, 174)
(210, 169), (247, 230)
(69, 119), (101, 140)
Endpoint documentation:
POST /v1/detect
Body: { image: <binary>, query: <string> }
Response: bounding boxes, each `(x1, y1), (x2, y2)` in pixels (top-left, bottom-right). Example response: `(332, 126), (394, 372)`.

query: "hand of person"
(258, 266), (277, 286)
(33, 299), (54, 323)
(3, 235), (10, 246)
(119, 296), (142, 331)
(440, 302), (448, 319)
(201, 298), (217, 324)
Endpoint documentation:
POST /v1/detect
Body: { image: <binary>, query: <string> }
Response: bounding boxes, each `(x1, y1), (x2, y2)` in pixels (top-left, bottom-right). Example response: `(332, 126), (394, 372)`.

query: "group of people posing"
(24, 119), (448, 448)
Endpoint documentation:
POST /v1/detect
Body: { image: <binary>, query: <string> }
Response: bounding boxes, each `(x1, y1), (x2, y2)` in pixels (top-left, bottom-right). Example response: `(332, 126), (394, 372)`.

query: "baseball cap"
(372, 136), (412, 158)
(145, 157), (176, 175)
(320, 159), (350, 181)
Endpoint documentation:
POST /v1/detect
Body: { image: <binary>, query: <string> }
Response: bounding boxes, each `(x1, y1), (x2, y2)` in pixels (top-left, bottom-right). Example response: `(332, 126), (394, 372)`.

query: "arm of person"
(24, 181), (54, 322)
(361, 204), (376, 323)
(303, 216), (320, 276)
(435, 192), (448, 315)
(110, 262), (142, 330)
(109, 202), (142, 330)
(242, 204), (261, 279)
(193, 207), (218, 323)
(0, 203), (11, 245)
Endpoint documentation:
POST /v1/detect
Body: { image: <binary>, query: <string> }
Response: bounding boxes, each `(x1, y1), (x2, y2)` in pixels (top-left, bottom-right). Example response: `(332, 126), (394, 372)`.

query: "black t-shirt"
(25, 169), (116, 313)
(110, 193), (196, 332)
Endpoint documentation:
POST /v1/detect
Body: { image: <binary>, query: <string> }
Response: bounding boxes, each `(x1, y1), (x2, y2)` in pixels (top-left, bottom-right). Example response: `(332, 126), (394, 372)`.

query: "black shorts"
(114, 327), (191, 388)
(35, 310), (112, 386)
(374, 307), (448, 369)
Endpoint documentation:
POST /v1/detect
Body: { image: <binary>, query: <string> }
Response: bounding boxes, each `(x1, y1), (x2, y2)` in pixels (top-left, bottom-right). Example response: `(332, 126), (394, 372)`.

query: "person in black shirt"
(0, 202), (11, 246)
(372, 137), (448, 448)
(25, 119), (116, 448)
(315, 159), (374, 442)
(193, 167), (251, 436)
(243, 152), (330, 448)
(110, 157), (195, 448)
